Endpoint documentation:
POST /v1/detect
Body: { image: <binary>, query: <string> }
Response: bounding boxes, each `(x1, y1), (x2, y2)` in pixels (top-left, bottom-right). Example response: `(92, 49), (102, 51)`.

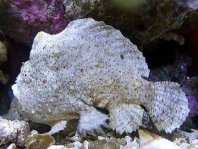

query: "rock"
(65, 130), (198, 149)
(79, 135), (138, 149)
(0, 40), (8, 84)
(138, 129), (180, 149)
(66, 141), (83, 149)
(0, 34), (29, 116)
(184, 0), (198, 10)
(0, 117), (30, 145)
(25, 134), (55, 149)
(47, 145), (67, 149)
(6, 143), (17, 149)
(188, 96), (198, 117)
(120, 136), (139, 149)
(0, 40), (7, 63)
(182, 77), (198, 117)
(0, 0), (69, 45)
(0, 0), (197, 48)
(180, 10), (198, 76)
(173, 129), (198, 141)
(149, 55), (189, 83)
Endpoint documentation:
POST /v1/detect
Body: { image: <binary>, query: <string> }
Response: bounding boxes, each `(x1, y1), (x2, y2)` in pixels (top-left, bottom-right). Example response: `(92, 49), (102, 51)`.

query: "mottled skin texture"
(12, 18), (189, 135)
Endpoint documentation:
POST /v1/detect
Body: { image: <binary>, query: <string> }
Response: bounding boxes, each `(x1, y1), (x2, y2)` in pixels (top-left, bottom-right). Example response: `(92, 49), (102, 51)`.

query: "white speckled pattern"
(12, 18), (189, 135)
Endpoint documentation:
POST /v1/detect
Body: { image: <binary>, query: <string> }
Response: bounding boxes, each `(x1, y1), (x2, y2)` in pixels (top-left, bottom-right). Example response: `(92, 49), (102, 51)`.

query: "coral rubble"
(0, 117), (30, 145)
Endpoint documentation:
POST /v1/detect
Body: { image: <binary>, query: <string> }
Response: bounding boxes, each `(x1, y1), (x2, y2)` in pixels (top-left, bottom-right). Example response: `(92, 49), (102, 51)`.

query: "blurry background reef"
(0, 0), (197, 47)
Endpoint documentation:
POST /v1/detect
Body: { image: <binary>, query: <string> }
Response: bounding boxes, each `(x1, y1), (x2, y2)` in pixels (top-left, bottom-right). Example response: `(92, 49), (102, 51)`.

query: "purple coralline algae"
(9, 0), (67, 32)
(0, 0), (69, 44)
(188, 96), (198, 117)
